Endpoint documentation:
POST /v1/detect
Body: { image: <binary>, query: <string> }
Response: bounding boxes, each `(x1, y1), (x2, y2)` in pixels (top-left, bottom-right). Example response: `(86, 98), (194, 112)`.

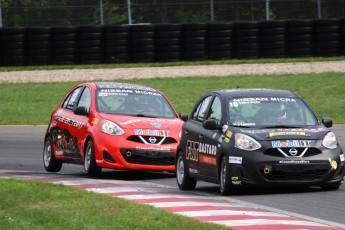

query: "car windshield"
(96, 88), (177, 118)
(228, 96), (318, 128)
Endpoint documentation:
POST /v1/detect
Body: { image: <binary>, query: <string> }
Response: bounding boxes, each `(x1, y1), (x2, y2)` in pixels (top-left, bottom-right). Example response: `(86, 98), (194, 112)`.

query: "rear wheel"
(43, 136), (62, 172)
(176, 151), (197, 190)
(220, 155), (234, 195)
(84, 140), (102, 177)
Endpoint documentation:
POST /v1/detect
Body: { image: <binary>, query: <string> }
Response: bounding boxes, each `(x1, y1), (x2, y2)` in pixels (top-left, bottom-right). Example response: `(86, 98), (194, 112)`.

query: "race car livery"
(175, 88), (344, 195)
(43, 82), (187, 176)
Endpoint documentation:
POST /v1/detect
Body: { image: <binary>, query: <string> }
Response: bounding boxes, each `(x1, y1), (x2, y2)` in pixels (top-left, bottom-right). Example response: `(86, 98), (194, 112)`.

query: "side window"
(206, 96), (222, 125)
(192, 96), (212, 122)
(62, 87), (82, 110)
(77, 87), (91, 113)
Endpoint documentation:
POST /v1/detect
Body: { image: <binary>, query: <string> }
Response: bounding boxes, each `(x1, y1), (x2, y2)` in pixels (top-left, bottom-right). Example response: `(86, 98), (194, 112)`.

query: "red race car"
(43, 82), (187, 176)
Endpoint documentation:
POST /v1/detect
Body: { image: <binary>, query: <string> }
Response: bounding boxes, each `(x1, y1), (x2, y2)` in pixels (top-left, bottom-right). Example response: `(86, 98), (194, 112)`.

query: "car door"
(54, 86), (89, 162)
(72, 86), (91, 160)
(183, 95), (213, 174)
(197, 95), (223, 179)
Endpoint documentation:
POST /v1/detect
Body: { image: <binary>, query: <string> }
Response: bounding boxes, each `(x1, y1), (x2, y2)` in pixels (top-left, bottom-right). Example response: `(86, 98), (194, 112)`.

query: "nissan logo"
(149, 137), (157, 144)
(289, 148), (298, 156)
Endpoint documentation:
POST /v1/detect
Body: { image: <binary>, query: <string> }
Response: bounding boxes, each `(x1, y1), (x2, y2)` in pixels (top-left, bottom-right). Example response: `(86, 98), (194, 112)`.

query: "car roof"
(94, 82), (158, 92)
(212, 88), (298, 98)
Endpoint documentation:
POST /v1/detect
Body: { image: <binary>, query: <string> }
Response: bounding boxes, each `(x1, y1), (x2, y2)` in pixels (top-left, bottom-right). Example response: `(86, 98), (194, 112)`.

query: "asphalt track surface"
(1, 125), (345, 229)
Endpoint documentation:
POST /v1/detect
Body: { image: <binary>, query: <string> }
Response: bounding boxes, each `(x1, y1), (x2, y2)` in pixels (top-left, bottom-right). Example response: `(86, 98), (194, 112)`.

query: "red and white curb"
(0, 170), (344, 230)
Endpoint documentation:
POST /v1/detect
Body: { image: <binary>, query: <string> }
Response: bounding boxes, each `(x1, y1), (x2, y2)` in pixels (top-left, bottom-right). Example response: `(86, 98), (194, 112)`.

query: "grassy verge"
(0, 179), (230, 230)
(0, 72), (345, 124)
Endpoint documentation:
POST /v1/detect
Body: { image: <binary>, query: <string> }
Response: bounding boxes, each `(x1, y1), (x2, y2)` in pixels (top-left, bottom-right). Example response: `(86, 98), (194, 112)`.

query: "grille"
(122, 154), (175, 165)
(120, 148), (175, 166)
(261, 169), (328, 181)
(264, 147), (322, 157)
(127, 135), (177, 144)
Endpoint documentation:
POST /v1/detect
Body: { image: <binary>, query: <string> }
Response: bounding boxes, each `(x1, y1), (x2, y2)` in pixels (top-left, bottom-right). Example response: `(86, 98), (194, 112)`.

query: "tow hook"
(264, 165), (272, 174)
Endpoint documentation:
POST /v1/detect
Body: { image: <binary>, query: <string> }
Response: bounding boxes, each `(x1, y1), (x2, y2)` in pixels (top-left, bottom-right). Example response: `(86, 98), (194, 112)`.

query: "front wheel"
(220, 155), (234, 195)
(176, 151), (197, 190)
(84, 140), (102, 177)
(43, 136), (62, 172)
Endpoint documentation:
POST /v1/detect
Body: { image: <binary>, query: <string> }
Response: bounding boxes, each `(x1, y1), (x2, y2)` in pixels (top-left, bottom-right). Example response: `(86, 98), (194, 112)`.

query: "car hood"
(99, 113), (183, 131)
(234, 126), (330, 141)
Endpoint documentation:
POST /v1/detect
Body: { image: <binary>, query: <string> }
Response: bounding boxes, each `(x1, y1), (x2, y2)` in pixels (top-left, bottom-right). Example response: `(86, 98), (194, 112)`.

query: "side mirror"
(179, 112), (188, 122)
(203, 119), (220, 130)
(74, 106), (89, 116)
(322, 117), (332, 128)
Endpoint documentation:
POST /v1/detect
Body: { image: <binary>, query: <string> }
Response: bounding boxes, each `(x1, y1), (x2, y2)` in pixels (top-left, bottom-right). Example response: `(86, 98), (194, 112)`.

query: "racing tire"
(84, 140), (102, 177)
(43, 136), (63, 172)
(220, 155), (234, 195)
(176, 151), (197, 190)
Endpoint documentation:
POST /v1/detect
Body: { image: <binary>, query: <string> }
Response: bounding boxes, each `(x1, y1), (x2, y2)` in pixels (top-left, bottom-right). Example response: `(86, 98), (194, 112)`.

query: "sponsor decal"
(135, 146), (171, 152)
(189, 168), (199, 174)
(232, 181), (242, 185)
(236, 123), (255, 126)
(269, 131), (306, 137)
(231, 176), (239, 181)
(134, 129), (168, 136)
(199, 142), (217, 155)
(186, 140), (199, 162)
(224, 137), (230, 143)
(99, 87), (162, 96)
(98, 83), (157, 92)
(199, 154), (216, 165)
(271, 140), (311, 148)
(120, 119), (176, 125)
(279, 160), (310, 164)
(241, 127), (326, 134)
(229, 156), (242, 164)
(98, 89), (132, 97)
(218, 135), (224, 143)
(186, 140), (218, 162)
(329, 158), (338, 170)
(150, 122), (161, 128)
(55, 150), (63, 155)
(54, 114), (84, 129)
(222, 125), (228, 134)
(225, 130), (233, 138)
(230, 97), (297, 107)
(91, 118), (99, 125)
(340, 154), (345, 162)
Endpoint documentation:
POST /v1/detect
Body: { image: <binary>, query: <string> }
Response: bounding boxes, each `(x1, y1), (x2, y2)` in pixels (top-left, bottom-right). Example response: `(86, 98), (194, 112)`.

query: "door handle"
(199, 134), (204, 140)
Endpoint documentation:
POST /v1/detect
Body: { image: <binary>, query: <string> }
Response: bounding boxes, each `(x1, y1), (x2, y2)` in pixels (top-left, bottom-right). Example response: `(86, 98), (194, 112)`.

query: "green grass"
(1, 72), (345, 124)
(0, 179), (230, 230)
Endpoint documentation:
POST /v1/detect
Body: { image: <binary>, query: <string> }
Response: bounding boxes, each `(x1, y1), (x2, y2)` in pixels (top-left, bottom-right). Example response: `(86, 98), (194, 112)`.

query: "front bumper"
(94, 134), (176, 172)
(229, 147), (344, 187)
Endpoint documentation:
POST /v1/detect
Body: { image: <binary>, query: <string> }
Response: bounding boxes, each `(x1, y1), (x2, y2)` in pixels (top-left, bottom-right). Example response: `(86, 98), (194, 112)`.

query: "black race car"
(175, 88), (344, 195)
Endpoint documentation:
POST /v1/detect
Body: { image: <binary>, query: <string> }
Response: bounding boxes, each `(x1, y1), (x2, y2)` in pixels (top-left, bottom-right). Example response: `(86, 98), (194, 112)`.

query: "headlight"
(235, 133), (261, 151)
(100, 120), (124, 136)
(322, 132), (338, 149)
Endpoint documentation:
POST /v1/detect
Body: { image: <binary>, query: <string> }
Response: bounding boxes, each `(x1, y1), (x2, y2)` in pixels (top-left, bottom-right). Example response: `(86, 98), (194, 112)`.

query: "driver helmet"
(272, 103), (287, 123)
